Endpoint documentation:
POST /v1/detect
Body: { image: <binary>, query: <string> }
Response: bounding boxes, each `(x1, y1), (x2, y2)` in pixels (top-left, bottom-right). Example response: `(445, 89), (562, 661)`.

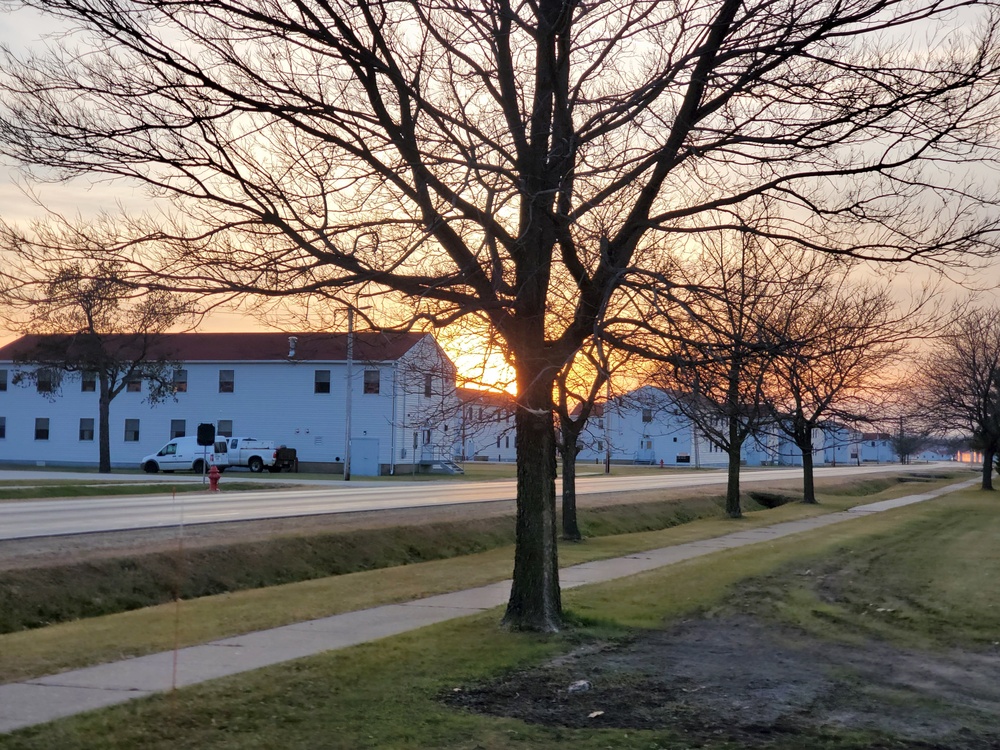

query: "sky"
(0, 3), (996, 384)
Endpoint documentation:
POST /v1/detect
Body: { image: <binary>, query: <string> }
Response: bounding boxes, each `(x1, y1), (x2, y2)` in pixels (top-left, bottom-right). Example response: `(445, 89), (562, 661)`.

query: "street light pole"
(344, 307), (354, 481)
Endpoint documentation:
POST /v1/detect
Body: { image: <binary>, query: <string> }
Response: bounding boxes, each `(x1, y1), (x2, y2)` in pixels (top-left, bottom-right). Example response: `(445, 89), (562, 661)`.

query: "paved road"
(0, 462), (962, 540)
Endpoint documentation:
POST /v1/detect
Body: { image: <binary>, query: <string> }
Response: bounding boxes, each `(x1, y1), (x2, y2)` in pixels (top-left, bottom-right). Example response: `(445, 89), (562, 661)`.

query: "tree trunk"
(801, 440), (817, 504)
(98, 373), (112, 474)
(560, 436), (582, 541)
(725, 445), (742, 518)
(983, 448), (995, 491)
(724, 409), (742, 518)
(503, 372), (562, 632)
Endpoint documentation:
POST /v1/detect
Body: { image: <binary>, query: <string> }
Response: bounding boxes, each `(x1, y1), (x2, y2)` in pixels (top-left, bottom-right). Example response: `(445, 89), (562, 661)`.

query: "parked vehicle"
(140, 437), (230, 474)
(221, 437), (297, 473)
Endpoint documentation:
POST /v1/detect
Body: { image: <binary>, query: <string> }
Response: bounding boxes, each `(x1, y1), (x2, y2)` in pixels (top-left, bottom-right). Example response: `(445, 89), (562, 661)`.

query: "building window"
(497, 436), (501, 448)
(126, 375), (142, 393)
(36, 369), (59, 393)
(219, 369), (234, 393)
(170, 419), (186, 439)
(424, 373), (433, 397)
(597, 440), (604, 451)
(79, 418), (95, 441)
(642, 408), (652, 423)
(363, 369), (380, 394)
(598, 419), (604, 429)
(0, 369), (6, 391)
(673, 437), (678, 442)
(0, 416), (5, 439)
(34, 417), (49, 440)
(505, 435), (510, 449)
(172, 369), (188, 393)
(217, 420), (233, 438)
(124, 419), (140, 442)
(81, 371), (96, 392)
(315, 370), (331, 394)
(423, 429), (432, 445)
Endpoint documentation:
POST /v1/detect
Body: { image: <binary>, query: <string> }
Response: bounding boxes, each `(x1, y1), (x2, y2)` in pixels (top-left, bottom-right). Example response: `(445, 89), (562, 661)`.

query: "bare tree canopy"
(767, 277), (925, 503)
(0, 259), (190, 472)
(920, 306), (1000, 490)
(2, 0), (1000, 630)
(652, 230), (831, 517)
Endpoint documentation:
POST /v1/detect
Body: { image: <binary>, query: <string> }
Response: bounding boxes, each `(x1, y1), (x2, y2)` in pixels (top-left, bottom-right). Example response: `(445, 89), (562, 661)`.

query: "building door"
(352, 437), (380, 476)
(636, 438), (655, 464)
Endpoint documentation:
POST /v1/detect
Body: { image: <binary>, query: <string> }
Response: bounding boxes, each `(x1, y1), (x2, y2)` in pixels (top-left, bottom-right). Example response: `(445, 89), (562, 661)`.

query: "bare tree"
(554, 340), (620, 541)
(655, 230), (827, 517)
(0, 259), (190, 472)
(767, 278), (921, 503)
(889, 428), (930, 464)
(2, 0), (999, 630)
(920, 307), (1000, 490)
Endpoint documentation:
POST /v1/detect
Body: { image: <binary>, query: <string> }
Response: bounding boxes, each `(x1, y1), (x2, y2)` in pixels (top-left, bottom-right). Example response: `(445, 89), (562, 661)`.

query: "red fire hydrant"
(208, 464), (221, 492)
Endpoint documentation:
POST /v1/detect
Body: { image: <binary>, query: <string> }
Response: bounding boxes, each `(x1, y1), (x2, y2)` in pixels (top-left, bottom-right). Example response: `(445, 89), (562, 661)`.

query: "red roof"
(0, 332), (427, 363)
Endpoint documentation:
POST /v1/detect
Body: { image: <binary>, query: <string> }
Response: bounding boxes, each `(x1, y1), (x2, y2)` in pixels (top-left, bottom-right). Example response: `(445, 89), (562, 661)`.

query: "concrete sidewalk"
(0, 477), (977, 734)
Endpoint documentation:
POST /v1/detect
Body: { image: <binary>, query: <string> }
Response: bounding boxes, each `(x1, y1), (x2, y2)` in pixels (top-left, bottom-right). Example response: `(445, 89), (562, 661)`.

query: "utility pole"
(344, 306), (354, 481)
(604, 380), (612, 474)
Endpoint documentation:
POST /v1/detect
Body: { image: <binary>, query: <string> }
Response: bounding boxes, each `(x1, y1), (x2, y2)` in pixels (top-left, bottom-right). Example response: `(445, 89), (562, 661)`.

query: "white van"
(140, 436), (230, 474)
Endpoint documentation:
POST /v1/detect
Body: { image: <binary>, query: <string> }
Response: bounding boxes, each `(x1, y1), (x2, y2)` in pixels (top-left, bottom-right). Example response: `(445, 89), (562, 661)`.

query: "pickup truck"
(222, 437), (297, 473)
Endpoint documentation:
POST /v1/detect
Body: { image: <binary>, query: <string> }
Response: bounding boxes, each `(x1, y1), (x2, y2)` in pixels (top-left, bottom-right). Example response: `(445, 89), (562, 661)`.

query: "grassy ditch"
(0, 494), (731, 634)
(0, 482), (991, 749)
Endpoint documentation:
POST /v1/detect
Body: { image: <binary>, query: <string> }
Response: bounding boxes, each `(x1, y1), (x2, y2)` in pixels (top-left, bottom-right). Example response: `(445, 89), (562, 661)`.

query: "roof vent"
(287, 336), (298, 358)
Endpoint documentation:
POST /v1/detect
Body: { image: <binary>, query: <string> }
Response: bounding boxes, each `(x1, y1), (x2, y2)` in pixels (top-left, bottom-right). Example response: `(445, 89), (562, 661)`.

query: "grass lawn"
(0, 476), (992, 748)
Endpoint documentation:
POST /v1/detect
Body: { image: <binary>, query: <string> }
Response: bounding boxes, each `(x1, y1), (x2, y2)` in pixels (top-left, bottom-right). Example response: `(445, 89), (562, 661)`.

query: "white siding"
(0, 333), (460, 471)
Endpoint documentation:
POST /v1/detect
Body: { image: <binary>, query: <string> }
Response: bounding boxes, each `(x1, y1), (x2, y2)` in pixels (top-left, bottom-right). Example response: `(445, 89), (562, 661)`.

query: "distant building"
(0, 332), (460, 474)
(575, 386), (727, 467)
(859, 432), (895, 463)
(455, 388), (517, 462)
(821, 422), (863, 466)
(913, 444), (956, 462)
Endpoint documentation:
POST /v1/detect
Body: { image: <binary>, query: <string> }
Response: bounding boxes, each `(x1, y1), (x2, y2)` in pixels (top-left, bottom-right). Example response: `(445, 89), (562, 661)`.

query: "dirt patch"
(445, 616), (1000, 748)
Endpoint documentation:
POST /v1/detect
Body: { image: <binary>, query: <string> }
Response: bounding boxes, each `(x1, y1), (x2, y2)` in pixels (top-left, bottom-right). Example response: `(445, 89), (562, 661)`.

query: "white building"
(455, 388), (517, 462)
(574, 386), (865, 469)
(858, 432), (896, 464)
(822, 422), (863, 466)
(576, 386), (728, 468)
(0, 332), (460, 475)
